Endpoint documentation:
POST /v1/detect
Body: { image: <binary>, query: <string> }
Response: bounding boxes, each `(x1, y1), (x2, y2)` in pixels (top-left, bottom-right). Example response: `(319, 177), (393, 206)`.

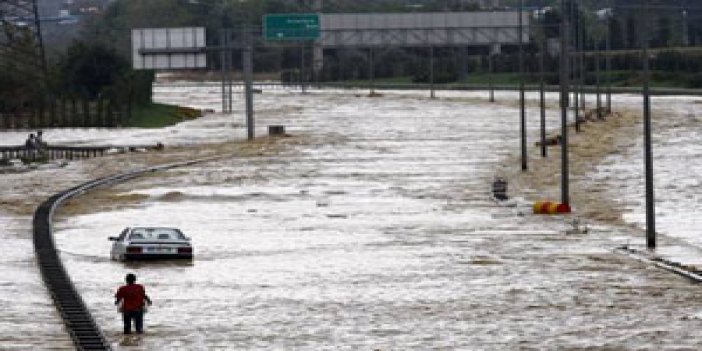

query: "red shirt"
(115, 284), (147, 312)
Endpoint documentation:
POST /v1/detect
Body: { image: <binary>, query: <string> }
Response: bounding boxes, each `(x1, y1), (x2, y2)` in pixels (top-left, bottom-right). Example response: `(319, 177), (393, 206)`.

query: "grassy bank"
(128, 103), (202, 128)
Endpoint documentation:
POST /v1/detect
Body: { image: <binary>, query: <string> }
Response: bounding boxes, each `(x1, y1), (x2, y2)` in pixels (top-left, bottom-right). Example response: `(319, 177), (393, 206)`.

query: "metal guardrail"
(33, 154), (226, 350)
(152, 81), (289, 89)
(616, 245), (702, 283)
(1, 146), (108, 162)
(1, 144), (162, 162)
(34, 181), (114, 350)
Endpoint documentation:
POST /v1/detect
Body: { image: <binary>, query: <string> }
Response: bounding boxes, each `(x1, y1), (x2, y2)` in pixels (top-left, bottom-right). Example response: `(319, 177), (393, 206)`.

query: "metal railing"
(1, 144), (163, 162)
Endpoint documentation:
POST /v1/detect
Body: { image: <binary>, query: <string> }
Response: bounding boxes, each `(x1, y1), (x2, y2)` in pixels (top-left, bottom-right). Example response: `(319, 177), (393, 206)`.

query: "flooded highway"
(0, 215), (74, 350)
(3, 86), (702, 349)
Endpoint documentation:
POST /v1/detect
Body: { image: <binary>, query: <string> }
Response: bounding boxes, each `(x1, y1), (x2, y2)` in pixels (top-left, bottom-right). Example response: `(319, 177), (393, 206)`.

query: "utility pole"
(641, 0), (656, 249)
(519, 0), (527, 171)
(578, 4), (585, 115)
(560, 0), (570, 205)
(312, 0), (323, 84)
(369, 47), (375, 95)
(30, 0), (47, 79)
(572, 0), (581, 133)
(0, 1), (48, 88)
(489, 43), (497, 102)
(430, 46), (435, 99)
(300, 44), (307, 94)
(681, 9), (689, 47)
(606, 2), (612, 114)
(298, 0), (317, 93)
(539, 0), (547, 158)
(220, 29), (228, 113)
(596, 36), (602, 119)
(243, 34), (255, 140)
(227, 33), (233, 113)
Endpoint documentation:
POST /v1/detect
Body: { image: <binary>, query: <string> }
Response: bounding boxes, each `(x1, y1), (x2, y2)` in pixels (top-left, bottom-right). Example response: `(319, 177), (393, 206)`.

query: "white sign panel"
(319, 12), (529, 47)
(132, 27), (206, 70)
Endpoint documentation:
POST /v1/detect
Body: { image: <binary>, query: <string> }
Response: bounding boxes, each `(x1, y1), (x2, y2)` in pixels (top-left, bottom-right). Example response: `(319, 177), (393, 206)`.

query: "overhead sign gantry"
(131, 27), (207, 70)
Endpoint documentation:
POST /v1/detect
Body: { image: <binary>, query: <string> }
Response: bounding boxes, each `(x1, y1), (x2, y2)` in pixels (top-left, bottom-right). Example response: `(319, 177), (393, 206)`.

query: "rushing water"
(3, 86), (702, 349)
(0, 214), (74, 350)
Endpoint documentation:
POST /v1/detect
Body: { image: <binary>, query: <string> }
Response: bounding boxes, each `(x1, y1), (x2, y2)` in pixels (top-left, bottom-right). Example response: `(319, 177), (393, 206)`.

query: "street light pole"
(519, 0), (527, 171)
(489, 43), (496, 103)
(578, 5), (585, 115)
(539, 1), (547, 158)
(560, 0), (571, 205)
(370, 47), (375, 95)
(300, 44), (307, 94)
(220, 29), (227, 113)
(682, 9), (689, 47)
(227, 34), (233, 113)
(596, 21), (602, 119)
(641, 0), (656, 249)
(571, 0), (581, 133)
(606, 3), (612, 114)
(243, 39), (255, 140)
(430, 46), (435, 99)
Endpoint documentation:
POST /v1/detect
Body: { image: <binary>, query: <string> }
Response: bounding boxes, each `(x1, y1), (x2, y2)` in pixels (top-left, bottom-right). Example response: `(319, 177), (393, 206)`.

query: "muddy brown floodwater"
(2, 88), (702, 350)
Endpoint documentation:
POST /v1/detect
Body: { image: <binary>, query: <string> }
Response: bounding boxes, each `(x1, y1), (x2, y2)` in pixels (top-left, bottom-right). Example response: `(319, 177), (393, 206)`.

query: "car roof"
(129, 226), (181, 230)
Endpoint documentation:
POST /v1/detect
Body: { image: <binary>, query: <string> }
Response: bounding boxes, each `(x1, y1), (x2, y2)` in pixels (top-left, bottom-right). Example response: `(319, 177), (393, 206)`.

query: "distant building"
(36, 0), (111, 54)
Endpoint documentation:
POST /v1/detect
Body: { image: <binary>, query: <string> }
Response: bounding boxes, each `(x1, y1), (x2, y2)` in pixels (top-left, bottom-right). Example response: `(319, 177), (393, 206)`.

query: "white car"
(109, 227), (193, 261)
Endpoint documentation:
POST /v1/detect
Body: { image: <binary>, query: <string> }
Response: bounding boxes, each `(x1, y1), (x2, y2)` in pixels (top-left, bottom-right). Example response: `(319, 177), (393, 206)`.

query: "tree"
(0, 25), (45, 112)
(59, 41), (129, 100)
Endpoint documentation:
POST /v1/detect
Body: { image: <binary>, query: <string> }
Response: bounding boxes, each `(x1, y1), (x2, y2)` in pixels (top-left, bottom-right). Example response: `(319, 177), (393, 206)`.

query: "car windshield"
(129, 228), (185, 241)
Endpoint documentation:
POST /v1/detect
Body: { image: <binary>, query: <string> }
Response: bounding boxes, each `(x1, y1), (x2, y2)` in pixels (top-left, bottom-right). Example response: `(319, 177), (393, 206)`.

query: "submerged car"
(109, 227), (193, 261)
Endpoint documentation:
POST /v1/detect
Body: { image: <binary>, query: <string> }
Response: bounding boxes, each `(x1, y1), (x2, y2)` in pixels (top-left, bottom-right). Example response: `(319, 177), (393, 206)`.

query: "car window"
(153, 228), (184, 240)
(129, 232), (146, 240)
(129, 228), (150, 240)
(129, 228), (184, 240)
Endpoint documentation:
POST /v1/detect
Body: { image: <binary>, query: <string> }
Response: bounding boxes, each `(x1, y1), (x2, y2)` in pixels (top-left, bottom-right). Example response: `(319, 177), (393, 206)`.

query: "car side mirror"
(108, 236), (119, 241)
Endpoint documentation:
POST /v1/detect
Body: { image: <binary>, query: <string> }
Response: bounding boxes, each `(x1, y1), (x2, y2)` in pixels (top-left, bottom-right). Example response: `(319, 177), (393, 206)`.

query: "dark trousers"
(122, 310), (144, 334)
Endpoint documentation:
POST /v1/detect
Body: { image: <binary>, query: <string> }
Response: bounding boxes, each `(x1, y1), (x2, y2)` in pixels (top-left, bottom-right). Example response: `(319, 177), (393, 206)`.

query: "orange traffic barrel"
(533, 201), (552, 214)
(533, 201), (571, 215)
(546, 202), (560, 214)
(556, 203), (571, 213)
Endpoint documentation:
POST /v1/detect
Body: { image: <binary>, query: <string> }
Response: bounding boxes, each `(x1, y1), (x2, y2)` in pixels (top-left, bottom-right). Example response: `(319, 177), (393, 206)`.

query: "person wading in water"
(115, 273), (152, 334)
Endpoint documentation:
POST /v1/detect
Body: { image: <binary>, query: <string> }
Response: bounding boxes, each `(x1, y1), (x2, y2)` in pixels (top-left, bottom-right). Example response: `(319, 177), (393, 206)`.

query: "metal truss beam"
(320, 26), (524, 48)
(0, 0), (47, 83)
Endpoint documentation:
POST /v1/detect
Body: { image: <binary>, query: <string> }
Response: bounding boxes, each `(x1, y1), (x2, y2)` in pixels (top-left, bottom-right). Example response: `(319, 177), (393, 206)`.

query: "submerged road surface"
(3, 87), (702, 349)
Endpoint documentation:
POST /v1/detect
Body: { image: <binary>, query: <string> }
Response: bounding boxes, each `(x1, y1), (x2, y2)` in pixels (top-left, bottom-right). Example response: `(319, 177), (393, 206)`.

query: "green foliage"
(59, 41), (129, 99)
(54, 40), (154, 113)
(411, 58), (459, 84)
(686, 74), (702, 89)
(128, 103), (198, 128)
(126, 71), (156, 106)
(0, 25), (45, 113)
(0, 68), (32, 112)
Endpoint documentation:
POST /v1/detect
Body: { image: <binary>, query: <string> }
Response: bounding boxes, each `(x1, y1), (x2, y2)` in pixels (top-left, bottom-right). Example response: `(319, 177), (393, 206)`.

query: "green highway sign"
(263, 13), (320, 41)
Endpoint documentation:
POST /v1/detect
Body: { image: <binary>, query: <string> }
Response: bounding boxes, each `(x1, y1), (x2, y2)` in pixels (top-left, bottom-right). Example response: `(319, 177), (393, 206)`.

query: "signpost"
(263, 13), (320, 41)
(264, 14), (320, 94)
(132, 27), (206, 70)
